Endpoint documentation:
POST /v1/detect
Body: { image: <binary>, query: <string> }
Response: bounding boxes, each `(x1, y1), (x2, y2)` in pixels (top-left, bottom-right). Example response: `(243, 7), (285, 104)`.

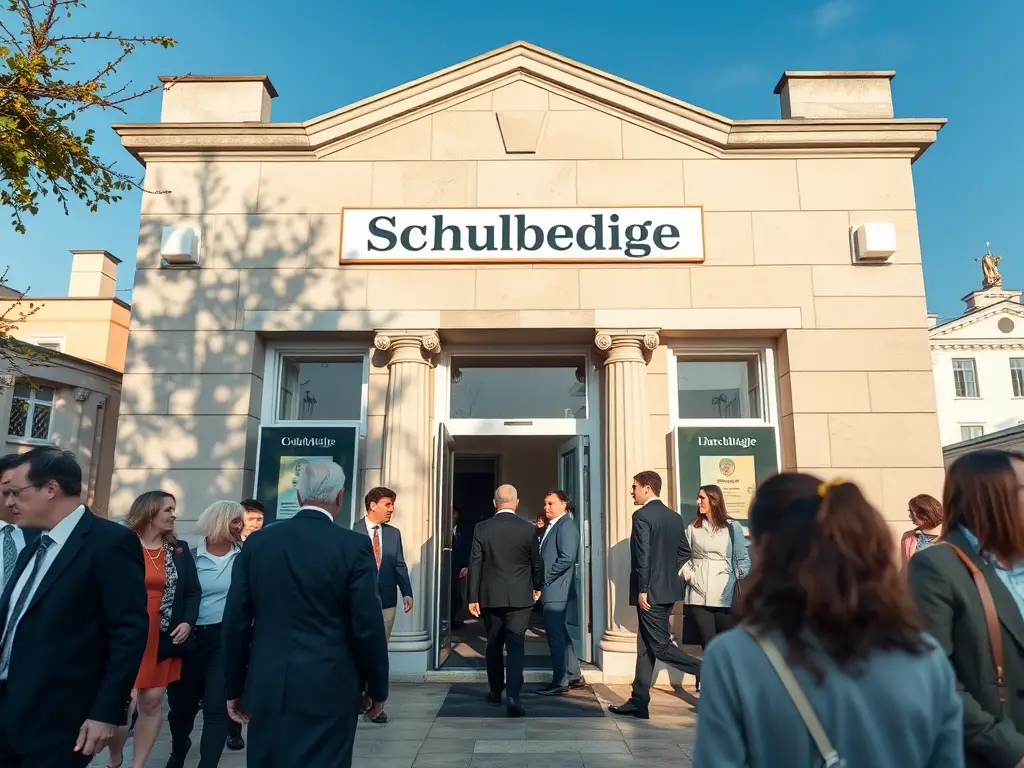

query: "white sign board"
(339, 207), (704, 263)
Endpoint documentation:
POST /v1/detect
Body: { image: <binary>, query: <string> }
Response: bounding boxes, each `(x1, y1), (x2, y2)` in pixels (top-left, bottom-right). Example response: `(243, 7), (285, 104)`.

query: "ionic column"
(372, 330), (441, 663)
(595, 329), (660, 658)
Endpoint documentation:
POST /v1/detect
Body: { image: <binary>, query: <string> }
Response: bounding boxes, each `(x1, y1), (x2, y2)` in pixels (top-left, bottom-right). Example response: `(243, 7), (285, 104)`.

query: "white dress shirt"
(541, 512), (567, 547)
(0, 504), (86, 679)
(0, 523), (27, 582)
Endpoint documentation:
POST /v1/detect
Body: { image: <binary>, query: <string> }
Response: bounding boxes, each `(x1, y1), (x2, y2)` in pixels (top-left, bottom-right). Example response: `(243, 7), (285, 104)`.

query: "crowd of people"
(2, 442), (1024, 767)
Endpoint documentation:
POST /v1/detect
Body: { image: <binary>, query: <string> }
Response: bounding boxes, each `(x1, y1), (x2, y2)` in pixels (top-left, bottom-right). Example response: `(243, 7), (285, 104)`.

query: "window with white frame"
(1011, 359), (1024, 397)
(960, 424), (985, 441)
(952, 358), (979, 398)
(7, 383), (55, 442)
(676, 355), (763, 420)
(277, 357), (363, 422)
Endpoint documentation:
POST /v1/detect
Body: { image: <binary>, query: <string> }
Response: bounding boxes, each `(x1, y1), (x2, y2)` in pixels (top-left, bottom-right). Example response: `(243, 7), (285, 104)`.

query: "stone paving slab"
(89, 682), (696, 767)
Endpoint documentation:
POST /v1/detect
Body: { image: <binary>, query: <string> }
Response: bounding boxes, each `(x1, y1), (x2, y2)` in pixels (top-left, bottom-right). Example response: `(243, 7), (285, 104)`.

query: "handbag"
(746, 630), (846, 767)
(943, 542), (1009, 715)
(727, 520), (747, 606)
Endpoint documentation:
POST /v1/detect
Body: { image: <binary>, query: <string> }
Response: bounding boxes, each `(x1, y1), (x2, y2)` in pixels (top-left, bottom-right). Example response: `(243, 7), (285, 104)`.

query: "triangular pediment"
(930, 299), (1024, 343)
(304, 42), (728, 159)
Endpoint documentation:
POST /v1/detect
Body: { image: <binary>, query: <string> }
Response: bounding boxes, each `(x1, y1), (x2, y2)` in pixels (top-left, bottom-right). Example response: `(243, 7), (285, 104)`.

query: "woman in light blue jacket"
(693, 473), (963, 768)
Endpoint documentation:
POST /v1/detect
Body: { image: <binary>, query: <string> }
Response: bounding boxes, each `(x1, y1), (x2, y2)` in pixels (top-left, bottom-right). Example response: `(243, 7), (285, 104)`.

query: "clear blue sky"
(1, 0), (1021, 320)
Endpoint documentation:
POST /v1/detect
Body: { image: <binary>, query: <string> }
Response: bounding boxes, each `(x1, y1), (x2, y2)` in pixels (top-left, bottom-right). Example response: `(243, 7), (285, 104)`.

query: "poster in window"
(255, 426), (359, 527)
(676, 426), (778, 526)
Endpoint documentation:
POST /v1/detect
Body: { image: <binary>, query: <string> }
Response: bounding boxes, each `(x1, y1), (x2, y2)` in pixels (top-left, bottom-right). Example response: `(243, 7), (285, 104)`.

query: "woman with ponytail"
(908, 450), (1024, 768)
(693, 472), (962, 768)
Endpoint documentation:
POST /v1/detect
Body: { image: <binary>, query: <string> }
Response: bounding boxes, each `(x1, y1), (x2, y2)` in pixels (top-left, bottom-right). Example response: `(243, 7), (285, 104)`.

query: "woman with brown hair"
(680, 484), (750, 648)
(104, 492), (201, 768)
(693, 473), (962, 768)
(908, 450), (1024, 768)
(901, 493), (944, 568)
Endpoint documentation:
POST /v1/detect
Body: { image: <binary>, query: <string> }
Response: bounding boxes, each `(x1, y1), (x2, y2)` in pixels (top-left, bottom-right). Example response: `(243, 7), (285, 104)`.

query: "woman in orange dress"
(105, 492), (200, 768)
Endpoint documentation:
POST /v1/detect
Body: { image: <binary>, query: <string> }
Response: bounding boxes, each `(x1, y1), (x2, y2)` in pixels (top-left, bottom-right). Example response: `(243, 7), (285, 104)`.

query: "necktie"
(372, 526), (382, 569)
(2, 527), (16, 590)
(0, 535), (53, 675)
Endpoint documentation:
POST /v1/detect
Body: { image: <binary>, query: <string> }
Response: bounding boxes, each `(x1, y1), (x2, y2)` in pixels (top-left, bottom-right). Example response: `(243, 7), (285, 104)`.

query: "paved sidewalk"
(93, 683), (698, 767)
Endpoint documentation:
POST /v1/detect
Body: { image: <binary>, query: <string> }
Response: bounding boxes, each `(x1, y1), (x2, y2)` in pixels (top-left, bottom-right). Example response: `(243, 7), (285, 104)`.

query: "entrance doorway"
(433, 433), (592, 670)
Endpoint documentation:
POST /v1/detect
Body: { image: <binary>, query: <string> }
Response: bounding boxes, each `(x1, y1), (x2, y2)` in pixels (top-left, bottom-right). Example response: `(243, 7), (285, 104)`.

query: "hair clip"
(817, 478), (849, 499)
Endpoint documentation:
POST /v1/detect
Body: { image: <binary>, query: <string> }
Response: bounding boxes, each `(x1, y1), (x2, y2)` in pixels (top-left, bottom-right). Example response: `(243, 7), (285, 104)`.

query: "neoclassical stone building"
(112, 43), (946, 680)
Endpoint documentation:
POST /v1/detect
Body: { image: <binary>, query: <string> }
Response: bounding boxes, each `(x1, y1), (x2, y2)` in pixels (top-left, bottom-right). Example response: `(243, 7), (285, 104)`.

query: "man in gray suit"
(535, 490), (586, 696)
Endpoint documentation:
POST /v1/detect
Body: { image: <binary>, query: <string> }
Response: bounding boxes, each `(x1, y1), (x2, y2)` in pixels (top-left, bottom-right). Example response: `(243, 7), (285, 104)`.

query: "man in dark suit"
(223, 460), (389, 768)
(468, 485), (543, 717)
(450, 506), (471, 628)
(353, 486), (412, 724)
(536, 490), (586, 696)
(0, 446), (148, 766)
(0, 454), (40, 594)
(609, 470), (699, 720)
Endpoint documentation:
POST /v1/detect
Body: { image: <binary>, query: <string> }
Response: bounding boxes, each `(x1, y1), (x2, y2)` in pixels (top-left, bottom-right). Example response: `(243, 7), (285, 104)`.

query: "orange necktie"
(372, 526), (382, 569)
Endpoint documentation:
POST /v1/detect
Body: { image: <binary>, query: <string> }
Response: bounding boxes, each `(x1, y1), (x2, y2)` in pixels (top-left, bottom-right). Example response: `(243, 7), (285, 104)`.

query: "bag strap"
(943, 542), (1007, 700)
(726, 521), (742, 576)
(747, 630), (843, 767)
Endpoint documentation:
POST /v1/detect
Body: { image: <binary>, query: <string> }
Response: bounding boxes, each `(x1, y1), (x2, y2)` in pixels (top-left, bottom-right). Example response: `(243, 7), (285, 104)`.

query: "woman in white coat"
(681, 484), (750, 649)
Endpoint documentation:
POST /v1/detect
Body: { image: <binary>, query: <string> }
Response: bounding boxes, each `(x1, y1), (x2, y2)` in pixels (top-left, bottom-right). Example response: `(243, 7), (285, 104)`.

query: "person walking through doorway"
(468, 485), (543, 717)
(353, 486), (413, 725)
(536, 490), (586, 696)
(609, 470), (700, 720)
(222, 461), (389, 768)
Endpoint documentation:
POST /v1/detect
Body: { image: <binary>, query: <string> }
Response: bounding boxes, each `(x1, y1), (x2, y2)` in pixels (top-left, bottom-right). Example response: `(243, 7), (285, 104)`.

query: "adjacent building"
(0, 250), (127, 512)
(111, 42), (947, 680)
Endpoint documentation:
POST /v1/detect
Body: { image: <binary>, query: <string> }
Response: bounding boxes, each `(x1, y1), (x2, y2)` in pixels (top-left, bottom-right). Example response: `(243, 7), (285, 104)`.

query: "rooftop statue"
(976, 242), (1003, 289)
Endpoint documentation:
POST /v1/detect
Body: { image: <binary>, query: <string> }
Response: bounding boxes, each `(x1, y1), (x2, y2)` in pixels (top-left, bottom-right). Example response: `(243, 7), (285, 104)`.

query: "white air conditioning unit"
(160, 225), (202, 267)
(851, 222), (897, 264)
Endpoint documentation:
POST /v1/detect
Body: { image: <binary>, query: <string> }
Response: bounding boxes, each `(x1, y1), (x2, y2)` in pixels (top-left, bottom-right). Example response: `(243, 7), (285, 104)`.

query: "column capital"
(74, 388), (91, 402)
(373, 330), (442, 366)
(594, 329), (660, 364)
(0, 374), (15, 390)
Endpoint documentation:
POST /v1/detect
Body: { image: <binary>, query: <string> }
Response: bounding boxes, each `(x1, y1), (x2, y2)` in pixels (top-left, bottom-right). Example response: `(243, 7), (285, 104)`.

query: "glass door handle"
(442, 547), (453, 552)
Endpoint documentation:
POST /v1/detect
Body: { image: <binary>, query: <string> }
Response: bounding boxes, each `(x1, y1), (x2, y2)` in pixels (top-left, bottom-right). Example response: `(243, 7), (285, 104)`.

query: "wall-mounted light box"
(851, 222), (897, 264)
(160, 226), (203, 267)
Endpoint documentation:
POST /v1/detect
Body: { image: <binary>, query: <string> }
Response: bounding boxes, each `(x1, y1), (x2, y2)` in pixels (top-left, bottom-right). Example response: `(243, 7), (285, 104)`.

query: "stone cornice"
(929, 302), (1024, 338)
(113, 42), (945, 165)
(931, 342), (1024, 351)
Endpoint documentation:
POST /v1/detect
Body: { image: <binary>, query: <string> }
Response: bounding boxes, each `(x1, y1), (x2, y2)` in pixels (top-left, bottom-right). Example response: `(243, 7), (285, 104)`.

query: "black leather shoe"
(535, 685), (569, 697)
(226, 733), (245, 751)
(568, 676), (587, 689)
(371, 711), (389, 724)
(485, 690), (503, 704)
(164, 742), (189, 768)
(608, 700), (650, 719)
(506, 699), (525, 717)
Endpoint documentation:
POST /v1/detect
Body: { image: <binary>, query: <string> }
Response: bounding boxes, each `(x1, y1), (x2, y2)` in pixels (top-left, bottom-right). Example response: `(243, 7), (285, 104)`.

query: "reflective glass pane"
(677, 358), (762, 419)
(278, 358), (363, 421)
(450, 357), (587, 419)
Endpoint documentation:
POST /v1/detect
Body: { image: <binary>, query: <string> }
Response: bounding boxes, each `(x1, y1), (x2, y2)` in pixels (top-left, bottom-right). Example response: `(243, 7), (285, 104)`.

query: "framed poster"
(254, 426), (359, 527)
(675, 426), (779, 527)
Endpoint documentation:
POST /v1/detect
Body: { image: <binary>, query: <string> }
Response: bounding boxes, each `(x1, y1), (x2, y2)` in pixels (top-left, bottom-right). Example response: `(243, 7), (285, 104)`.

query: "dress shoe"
(163, 748), (188, 768)
(506, 699), (525, 717)
(535, 684), (569, 697)
(371, 711), (389, 724)
(485, 690), (503, 704)
(568, 676), (587, 689)
(608, 700), (650, 719)
(226, 733), (245, 751)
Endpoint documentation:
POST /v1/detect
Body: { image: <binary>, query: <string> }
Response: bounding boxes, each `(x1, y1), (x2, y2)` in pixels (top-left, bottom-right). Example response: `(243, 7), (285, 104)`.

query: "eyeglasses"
(3, 483), (41, 499)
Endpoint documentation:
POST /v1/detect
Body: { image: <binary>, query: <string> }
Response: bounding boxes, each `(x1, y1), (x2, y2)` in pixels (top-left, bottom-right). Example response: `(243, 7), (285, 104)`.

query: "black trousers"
(0, 686), (89, 768)
(482, 606), (532, 701)
(688, 604), (735, 648)
(166, 623), (230, 768)
(630, 603), (700, 706)
(247, 711), (355, 768)
(542, 601), (581, 687)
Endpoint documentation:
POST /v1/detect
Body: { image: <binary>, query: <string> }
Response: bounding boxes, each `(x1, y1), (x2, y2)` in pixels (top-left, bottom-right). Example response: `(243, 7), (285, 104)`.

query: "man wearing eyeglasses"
(0, 447), (148, 766)
(0, 455), (39, 594)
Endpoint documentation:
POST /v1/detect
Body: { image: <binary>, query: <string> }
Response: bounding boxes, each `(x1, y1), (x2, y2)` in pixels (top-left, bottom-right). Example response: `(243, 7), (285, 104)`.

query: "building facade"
(112, 43), (946, 679)
(0, 250), (127, 512)
(929, 247), (1024, 446)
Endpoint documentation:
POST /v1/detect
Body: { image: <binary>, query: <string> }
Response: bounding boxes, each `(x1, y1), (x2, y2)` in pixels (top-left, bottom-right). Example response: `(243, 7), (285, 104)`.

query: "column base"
(387, 647), (432, 677)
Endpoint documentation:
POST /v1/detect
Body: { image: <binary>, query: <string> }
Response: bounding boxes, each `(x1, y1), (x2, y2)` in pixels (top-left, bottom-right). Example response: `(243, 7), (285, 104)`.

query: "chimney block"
(774, 71), (895, 119)
(159, 75), (277, 123)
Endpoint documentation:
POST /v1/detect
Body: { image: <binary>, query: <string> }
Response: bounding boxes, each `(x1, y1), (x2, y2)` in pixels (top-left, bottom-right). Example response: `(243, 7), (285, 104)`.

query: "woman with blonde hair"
(165, 500), (245, 768)
(106, 491), (200, 768)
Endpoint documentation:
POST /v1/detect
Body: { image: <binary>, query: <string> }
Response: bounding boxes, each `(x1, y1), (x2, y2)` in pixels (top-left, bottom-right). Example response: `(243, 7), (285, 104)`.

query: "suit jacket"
(223, 507), (389, 715)
(540, 514), (579, 604)
(352, 517), (412, 610)
(629, 498), (690, 607)
(908, 526), (1024, 768)
(452, 524), (471, 573)
(156, 543), (201, 661)
(468, 511), (542, 609)
(0, 509), (148, 752)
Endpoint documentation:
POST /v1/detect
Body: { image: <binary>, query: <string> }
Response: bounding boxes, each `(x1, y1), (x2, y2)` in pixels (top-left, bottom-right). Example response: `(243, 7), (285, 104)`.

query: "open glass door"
(557, 435), (590, 661)
(432, 424), (456, 669)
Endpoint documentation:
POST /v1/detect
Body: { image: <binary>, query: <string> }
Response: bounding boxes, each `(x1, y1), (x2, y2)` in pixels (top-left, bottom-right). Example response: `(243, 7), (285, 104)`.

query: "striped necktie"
(0, 535), (54, 675)
(1, 527), (16, 590)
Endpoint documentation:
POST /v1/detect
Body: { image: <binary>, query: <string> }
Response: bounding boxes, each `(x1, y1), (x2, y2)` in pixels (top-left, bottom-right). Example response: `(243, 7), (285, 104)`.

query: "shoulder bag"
(746, 629), (846, 767)
(727, 520), (747, 606)
(943, 542), (1009, 714)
